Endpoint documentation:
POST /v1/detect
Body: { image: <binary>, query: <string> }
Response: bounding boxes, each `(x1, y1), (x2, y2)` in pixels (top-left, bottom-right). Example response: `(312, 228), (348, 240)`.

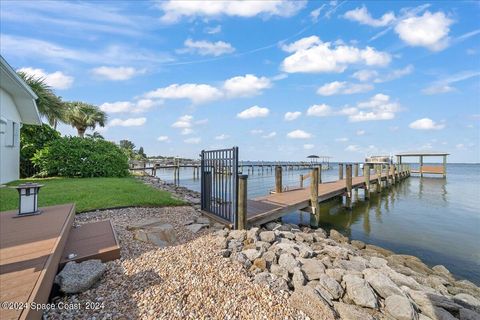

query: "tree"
(137, 146), (147, 159)
(119, 139), (136, 159)
(17, 72), (65, 128)
(86, 131), (104, 139)
(64, 102), (107, 137)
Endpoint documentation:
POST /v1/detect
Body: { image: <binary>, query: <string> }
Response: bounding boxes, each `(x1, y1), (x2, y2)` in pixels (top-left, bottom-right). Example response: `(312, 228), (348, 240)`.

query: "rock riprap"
(215, 223), (480, 320)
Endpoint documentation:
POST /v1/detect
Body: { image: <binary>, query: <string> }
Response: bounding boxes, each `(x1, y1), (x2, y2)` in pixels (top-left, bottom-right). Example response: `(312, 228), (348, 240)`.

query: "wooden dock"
(239, 164), (411, 227)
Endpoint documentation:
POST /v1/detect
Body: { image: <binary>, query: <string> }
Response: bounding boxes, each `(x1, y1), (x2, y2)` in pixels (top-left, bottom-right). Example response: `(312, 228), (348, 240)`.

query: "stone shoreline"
(45, 176), (479, 319)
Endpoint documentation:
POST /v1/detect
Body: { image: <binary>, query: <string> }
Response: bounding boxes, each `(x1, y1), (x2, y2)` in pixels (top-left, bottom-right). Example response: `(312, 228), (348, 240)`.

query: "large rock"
(292, 267), (306, 288)
(185, 223), (208, 234)
(363, 268), (404, 299)
(330, 229), (348, 243)
(295, 232), (314, 243)
(343, 274), (378, 309)
(365, 244), (394, 257)
(383, 267), (422, 290)
(370, 257), (388, 268)
(351, 240), (366, 250)
(453, 293), (480, 313)
(242, 248), (261, 262)
(333, 302), (375, 320)
(134, 223), (177, 247)
(270, 264), (289, 280)
(405, 288), (462, 314)
(265, 222), (280, 231)
(270, 243), (300, 257)
(459, 308), (480, 320)
(289, 285), (338, 320)
(229, 230), (246, 241)
(299, 258), (325, 281)
(326, 268), (346, 283)
(262, 250), (277, 267)
(318, 274), (344, 300)
(55, 260), (106, 294)
(385, 295), (418, 320)
(259, 231), (276, 243)
(278, 253), (299, 273)
(246, 227), (260, 242)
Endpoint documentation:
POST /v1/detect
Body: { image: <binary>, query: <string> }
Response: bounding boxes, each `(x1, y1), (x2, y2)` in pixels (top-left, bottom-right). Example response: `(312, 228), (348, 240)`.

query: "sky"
(1, 0), (479, 162)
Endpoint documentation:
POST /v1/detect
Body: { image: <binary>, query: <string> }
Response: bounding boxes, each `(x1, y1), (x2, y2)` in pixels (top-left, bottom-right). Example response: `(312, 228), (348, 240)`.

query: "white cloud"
(345, 145), (360, 152)
(374, 65), (414, 83)
(395, 11), (453, 51)
(3, 34), (172, 66)
(180, 38), (235, 56)
(281, 36), (391, 73)
(109, 117), (146, 127)
(100, 99), (160, 114)
(145, 83), (223, 104)
(284, 111), (301, 121)
(352, 69), (379, 82)
(306, 104), (332, 117)
(184, 137), (201, 144)
(303, 144), (315, 150)
(344, 6), (395, 27)
(317, 81), (373, 96)
(205, 25), (221, 34)
(335, 137), (349, 142)
(262, 131), (277, 139)
(287, 129), (312, 139)
(223, 74), (271, 97)
(250, 129), (263, 135)
(356, 130), (366, 136)
(237, 105), (270, 119)
(422, 71), (480, 95)
(157, 0), (306, 23)
(172, 115), (194, 128)
(181, 128), (193, 135)
(346, 93), (400, 122)
(17, 67), (73, 89)
(91, 66), (144, 81)
(157, 136), (170, 142)
(456, 143), (465, 149)
(409, 118), (445, 130)
(215, 134), (229, 140)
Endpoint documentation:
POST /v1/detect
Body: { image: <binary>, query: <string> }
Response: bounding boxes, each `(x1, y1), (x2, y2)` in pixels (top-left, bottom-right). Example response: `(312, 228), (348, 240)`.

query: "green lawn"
(0, 177), (184, 213)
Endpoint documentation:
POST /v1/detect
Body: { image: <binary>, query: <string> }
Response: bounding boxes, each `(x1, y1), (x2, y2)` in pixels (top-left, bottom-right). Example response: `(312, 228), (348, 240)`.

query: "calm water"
(156, 163), (480, 284)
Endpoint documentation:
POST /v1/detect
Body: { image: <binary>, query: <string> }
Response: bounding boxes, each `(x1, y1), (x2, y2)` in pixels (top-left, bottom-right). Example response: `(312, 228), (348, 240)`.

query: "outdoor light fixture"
(13, 183), (43, 217)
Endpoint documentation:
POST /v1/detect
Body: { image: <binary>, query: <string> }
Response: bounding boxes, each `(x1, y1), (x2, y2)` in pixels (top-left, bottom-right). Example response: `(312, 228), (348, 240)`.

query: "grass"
(0, 177), (184, 213)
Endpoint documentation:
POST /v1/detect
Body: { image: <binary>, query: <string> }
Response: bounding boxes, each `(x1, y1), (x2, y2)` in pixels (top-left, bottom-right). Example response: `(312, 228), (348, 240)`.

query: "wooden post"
(237, 174), (248, 230)
(338, 163), (343, 180)
(275, 166), (282, 193)
(354, 163), (359, 177)
(443, 155), (447, 178)
(299, 174), (304, 188)
(310, 167), (320, 228)
(318, 166), (322, 183)
(346, 164), (352, 198)
(386, 164), (391, 187)
(176, 165), (180, 184)
(420, 156), (424, 177)
(364, 163), (370, 199)
(376, 165), (382, 193)
(173, 167), (177, 185)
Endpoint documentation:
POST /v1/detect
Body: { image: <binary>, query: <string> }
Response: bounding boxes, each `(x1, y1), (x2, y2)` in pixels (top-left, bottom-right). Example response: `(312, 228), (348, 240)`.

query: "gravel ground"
(46, 206), (305, 320)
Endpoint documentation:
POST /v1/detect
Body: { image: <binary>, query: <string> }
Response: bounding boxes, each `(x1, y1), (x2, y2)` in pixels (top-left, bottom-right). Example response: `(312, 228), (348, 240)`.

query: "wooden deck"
(247, 172), (394, 225)
(60, 220), (120, 268)
(0, 204), (75, 320)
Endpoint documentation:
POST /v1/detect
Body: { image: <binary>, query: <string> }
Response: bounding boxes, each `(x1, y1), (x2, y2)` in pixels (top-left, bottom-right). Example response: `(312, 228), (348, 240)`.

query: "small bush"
(20, 124), (61, 177)
(32, 136), (129, 177)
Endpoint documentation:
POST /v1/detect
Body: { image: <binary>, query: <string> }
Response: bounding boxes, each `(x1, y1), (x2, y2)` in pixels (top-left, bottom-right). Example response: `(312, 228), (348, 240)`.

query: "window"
(4, 120), (19, 147)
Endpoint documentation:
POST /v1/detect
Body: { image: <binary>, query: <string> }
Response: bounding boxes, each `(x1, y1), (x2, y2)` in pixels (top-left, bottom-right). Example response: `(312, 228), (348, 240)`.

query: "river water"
(155, 163), (480, 284)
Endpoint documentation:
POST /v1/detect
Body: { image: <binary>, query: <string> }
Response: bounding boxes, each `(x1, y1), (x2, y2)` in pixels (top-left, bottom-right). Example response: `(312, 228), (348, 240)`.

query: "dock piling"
(309, 167), (320, 228)
(275, 166), (283, 193)
(339, 163), (343, 180)
(354, 163), (359, 177)
(299, 174), (304, 188)
(346, 164), (353, 199)
(364, 163), (371, 198)
(237, 175), (248, 230)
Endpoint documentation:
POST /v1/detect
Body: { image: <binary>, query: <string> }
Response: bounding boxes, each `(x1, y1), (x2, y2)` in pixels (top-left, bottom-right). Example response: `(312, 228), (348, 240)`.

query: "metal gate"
(200, 147), (239, 226)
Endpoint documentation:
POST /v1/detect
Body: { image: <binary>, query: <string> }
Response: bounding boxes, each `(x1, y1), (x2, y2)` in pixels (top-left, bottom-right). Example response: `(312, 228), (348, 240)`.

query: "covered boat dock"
(396, 151), (449, 177)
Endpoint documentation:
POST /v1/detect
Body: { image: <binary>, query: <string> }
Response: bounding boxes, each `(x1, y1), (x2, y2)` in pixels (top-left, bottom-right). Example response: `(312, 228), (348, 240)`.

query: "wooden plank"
(0, 204), (75, 320)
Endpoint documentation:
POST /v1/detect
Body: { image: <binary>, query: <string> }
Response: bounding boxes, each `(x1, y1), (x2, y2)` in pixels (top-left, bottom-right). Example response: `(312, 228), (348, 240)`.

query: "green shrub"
(32, 136), (129, 177)
(20, 124), (61, 178)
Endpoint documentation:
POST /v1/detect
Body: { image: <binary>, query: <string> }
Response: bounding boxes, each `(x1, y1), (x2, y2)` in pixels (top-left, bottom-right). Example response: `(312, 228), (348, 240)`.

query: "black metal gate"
(200, 147), (239, 226)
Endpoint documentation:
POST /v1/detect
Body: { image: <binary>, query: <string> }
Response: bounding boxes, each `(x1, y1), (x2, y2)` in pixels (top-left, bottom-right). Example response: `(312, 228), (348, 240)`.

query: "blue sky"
(1, 0), (479, 162)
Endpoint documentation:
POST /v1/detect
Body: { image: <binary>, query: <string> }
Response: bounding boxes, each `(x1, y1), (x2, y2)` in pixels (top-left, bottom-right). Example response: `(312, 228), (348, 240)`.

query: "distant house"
(0, 55), (42, 184)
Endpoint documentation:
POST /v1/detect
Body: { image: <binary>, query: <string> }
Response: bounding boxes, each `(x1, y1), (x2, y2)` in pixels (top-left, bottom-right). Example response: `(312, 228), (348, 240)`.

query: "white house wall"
(0, 87), (22, 184)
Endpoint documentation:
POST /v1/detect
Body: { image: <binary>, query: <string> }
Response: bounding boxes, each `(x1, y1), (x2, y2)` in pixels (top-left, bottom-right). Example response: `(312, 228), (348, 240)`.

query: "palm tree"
(86, 131), (105, 139)
(17, 72), (65, 128)
(64, 102), (107, 137)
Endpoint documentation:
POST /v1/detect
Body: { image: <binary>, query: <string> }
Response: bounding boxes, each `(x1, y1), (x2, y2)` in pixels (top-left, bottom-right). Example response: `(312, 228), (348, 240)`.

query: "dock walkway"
(244, 166), (409, 226)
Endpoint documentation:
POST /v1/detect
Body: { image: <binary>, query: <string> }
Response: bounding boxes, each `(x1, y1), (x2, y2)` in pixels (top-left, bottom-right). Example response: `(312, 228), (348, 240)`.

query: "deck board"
(0, 204), (75, 320)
